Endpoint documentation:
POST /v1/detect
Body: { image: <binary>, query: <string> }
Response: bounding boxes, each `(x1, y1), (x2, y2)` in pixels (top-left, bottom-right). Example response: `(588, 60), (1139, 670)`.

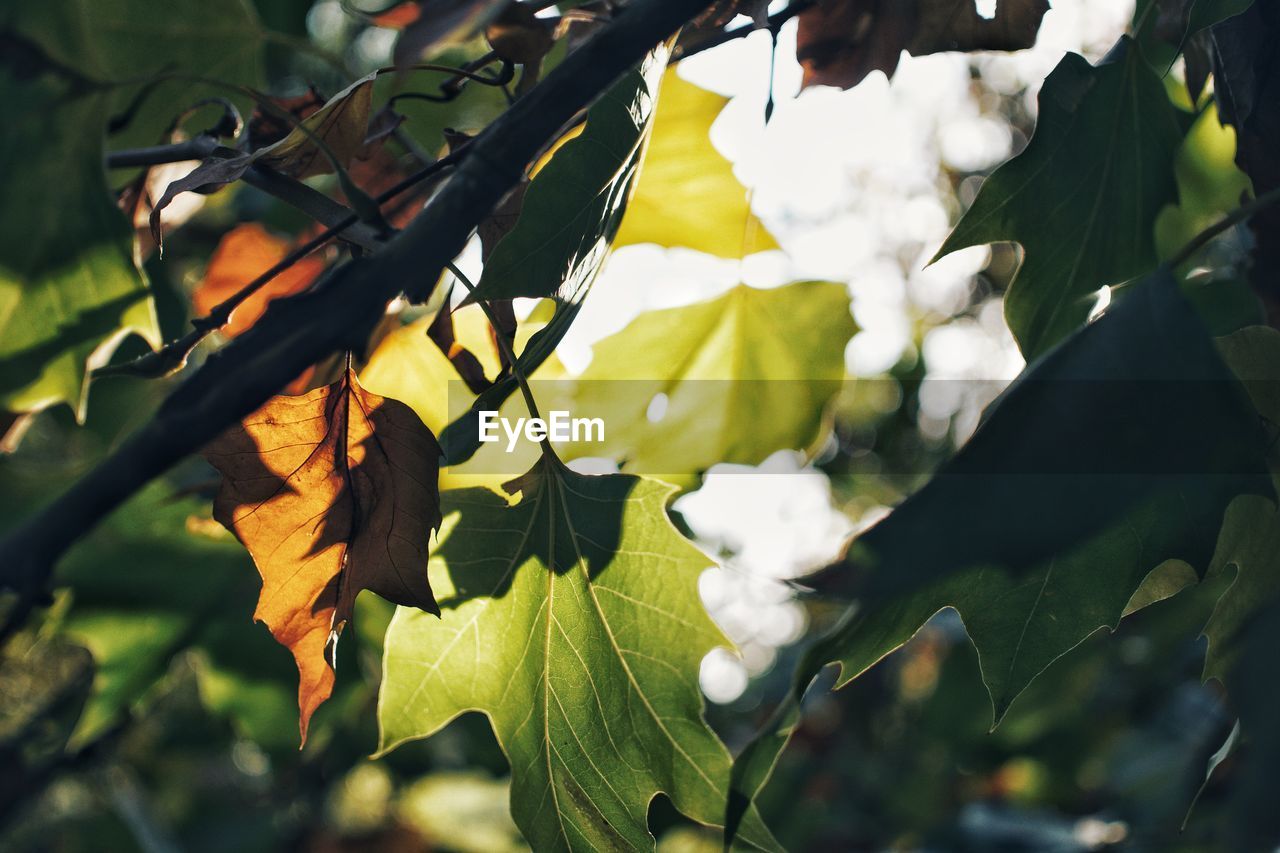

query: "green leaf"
(826, 491), (1216, 726)
(570, 282), (855, 478)
(472, 48), (667, 302)
(23, 0), (265, 148)
(378, 460), (779, 851)
(612, 70), (778, 258)
(51, 486), (297, 748)
(1155, 102), (1255, 260)
(933, 38), (1182, 359)
(0, 27), (159, 414)
(724, 269), (1271, 845)
(1199, 326), (1280, 683)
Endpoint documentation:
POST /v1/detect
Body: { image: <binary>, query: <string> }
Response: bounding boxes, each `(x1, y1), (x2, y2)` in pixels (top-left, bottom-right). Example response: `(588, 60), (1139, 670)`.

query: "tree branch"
(670, 0), (813, 61)
(0, 0), (715, 595)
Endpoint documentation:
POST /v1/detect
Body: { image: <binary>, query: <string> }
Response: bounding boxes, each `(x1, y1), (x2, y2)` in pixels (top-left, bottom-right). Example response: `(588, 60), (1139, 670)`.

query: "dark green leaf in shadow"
(933, 37), (1182, 359)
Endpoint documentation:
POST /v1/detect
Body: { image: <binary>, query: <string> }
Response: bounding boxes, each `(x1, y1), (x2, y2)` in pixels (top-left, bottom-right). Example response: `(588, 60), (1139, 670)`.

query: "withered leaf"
(797, 0), (1049, 90)
(148, 148), (252, 250)
(150, 76), (379, 248)
(203, 367), (443, 741)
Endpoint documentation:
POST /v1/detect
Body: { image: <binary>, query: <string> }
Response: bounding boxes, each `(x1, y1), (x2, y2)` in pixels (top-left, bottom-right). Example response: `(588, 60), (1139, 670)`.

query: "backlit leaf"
(472, 47), (668, 302)
(204, 367), (443, 741)
(612, 70), (779, 258)
(378, 459), (779, 850)
(570, 281), (855, 478)
(933, 38), (1183, 359)
(0, 7), (160, 416)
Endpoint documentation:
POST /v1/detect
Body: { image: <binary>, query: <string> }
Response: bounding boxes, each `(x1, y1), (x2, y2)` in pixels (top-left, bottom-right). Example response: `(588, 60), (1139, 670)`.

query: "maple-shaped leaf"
(612, 70), (779, 258)
(378, 460), (780, 851)
(933, 38), (1183, 359)
(204, 367), (443, 741)
(569, 281), (854, 481)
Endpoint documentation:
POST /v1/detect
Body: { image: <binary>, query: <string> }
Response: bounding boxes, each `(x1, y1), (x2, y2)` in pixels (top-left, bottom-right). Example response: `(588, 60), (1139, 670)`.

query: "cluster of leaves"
(4, 0), (1280, 849)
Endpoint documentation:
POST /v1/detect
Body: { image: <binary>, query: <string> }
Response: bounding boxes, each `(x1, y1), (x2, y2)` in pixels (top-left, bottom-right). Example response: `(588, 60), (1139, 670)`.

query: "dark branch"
(0, 0), (715, 595)
(96, 152), (461, 380)
(671, 0), (813, 62)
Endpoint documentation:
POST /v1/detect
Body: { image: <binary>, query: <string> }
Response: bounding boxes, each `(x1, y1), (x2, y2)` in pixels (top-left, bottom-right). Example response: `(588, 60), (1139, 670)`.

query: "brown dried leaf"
(797, 0), (1048, 90)
(255, 74), (378, 179)
(204, 367), (443, 741)
(148, 149), (252, 250)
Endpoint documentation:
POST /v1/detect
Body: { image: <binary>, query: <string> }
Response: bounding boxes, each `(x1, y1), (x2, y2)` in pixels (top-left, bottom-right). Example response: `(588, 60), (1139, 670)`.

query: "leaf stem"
(446, 264), (548, 436)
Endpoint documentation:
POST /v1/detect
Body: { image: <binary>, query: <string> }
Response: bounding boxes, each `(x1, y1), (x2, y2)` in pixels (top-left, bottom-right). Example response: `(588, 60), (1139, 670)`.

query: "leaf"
(149, 75), (380, 246)
(1134, 0), (1254, 69)
(361, 305), (566, 491)
(203, 366), (443, 741)
(1154, 102), (1254, 260)
(570, 282), (855, 478)
(485, 2), (555, 65)
(392, 0), (508, 71)
(1211, 5), (1280, 317)
(22, 0), (265, 150)
(377, 459), (779, 851)
(0, 14), (160, 416)
(796, 0), (1050, 90)
(147, 149), (253, 248)
(472, 47), (669, 302)
(933, 38), (1183, 359)
(194, 224), (327, 337)
(254, 73), (378, 179)
(724, 269), (1272, 845)
(826, 490), (1224, 726)
(1198, 326), (1280, 684)
(611, 70), (778, 258)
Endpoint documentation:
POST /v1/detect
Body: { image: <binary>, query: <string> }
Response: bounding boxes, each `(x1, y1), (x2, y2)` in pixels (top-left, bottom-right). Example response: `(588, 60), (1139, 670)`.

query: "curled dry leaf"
(203, 367), (443, 741)
(149, 76), (378, 248)
(797, 0), (1050, 90)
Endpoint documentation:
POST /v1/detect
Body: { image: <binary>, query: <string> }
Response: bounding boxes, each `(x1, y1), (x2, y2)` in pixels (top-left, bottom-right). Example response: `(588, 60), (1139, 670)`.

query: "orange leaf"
(196, 224), (327, 338)
(373, 1), (421, 28)
(203, 367), (443, 742)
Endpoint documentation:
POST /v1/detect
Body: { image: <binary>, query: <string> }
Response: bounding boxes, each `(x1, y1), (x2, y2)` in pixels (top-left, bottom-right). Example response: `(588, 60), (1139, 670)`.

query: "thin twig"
(671, 0), (813, 61)
(96, 151), (462, 379)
